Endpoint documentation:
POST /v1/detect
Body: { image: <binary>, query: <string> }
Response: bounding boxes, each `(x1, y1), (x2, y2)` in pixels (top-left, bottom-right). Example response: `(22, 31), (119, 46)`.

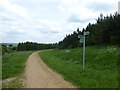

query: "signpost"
(78, 31), (89, 71)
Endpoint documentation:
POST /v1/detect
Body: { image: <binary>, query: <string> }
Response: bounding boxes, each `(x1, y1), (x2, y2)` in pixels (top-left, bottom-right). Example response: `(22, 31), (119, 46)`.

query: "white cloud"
(57, 0), (119, 32)
(0, 0), (29, 18)
(9, 0), (60, 3)
(0, 2), (64, 43)
(0, 0), (119, 43)
(58, 0), (119, 21)
(37, 19), (63, 32)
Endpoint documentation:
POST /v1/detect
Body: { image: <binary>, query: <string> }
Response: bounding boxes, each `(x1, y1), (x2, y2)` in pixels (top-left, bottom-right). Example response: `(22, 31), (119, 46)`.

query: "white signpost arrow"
(78, 31), (89, 71)
(78, 35), (84, 39)
(80, 39), (84, 43)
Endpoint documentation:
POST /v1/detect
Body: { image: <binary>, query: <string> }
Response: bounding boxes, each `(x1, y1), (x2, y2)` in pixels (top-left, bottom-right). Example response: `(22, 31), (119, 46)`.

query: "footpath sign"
(84, 31), (89, 35)
(78, 35), (84, 43)
(78, 31), (89, 71)
(78, 35), (83, 39)
(80, 39), (84, 43)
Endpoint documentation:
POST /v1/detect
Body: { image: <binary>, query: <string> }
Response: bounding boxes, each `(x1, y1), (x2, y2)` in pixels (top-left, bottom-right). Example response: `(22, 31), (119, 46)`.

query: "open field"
(39, 46), (118, 88)
(2, 51), (33, 79)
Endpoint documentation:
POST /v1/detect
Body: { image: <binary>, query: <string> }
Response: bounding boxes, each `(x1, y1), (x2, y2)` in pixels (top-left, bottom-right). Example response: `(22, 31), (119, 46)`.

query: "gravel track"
(24, 51), (76, 88)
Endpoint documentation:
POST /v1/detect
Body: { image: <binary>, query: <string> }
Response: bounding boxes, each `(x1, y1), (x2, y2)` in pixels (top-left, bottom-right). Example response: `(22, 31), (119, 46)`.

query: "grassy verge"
(39, 46), (118, 88)
(2, 51), (33, 79)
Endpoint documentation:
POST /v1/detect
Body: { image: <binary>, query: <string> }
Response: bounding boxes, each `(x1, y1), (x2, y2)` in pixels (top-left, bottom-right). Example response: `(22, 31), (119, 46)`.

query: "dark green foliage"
(2, 45), (11, 55)
(17, 41), (57, 51)
(58, 30), (81, 49)
(2, 44), (17, 55)
(86, 13), (120, 46)
(58, 13), (120, 49)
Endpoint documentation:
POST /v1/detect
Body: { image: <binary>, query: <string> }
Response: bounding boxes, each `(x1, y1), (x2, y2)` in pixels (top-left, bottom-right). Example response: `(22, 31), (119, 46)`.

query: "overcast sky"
(0, 0), (119, 43)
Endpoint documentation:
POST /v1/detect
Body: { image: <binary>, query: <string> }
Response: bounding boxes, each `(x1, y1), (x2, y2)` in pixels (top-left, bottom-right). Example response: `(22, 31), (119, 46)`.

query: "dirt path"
(24, 51), (76, 88)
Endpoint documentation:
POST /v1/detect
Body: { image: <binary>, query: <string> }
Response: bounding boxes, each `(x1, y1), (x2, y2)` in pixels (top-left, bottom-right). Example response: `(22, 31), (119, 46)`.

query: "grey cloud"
(68, 14), (94, 23)
(6, 31), (23, 35)
(4, 31), (25, 40)
(0, 16), (14, 21)
(2, 31), (26, 43)
(68, 14), (81, 22)
(87, 2), (115, 12)
(40, 30), (59, 34)
(35, 28), (59, 34)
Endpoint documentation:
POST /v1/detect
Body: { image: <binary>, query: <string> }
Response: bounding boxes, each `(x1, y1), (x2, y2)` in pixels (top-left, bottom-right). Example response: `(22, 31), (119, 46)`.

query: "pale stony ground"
(2, 77), (17, 84)
(24, 51), (76, 88)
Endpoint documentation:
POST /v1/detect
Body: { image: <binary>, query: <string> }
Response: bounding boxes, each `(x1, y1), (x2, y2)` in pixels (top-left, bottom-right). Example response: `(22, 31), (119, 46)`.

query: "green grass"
(2, 51), (33, 79)
(39, 46), (118, 88)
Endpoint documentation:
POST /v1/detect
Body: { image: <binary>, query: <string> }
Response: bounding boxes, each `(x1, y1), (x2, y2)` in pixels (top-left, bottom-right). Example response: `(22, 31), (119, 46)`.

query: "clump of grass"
(2, 76), (24, 88)
(2, 51), (33, 79)
(39, 46), (118, 88)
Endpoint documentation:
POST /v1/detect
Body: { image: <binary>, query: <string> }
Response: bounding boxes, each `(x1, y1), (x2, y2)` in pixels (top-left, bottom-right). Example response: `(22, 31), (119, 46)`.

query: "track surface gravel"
(24, 51), (76, 88)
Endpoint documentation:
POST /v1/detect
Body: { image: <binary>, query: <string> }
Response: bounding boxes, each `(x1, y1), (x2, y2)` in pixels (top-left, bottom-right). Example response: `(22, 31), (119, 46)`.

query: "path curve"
(24, 51), (76, 88)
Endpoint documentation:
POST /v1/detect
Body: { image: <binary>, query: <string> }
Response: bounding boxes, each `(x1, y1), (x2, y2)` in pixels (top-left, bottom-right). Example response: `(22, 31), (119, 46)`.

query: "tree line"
(17, 42), (57, 51)
(58, 13), (120, 49)
(2, 44), (17, 55)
